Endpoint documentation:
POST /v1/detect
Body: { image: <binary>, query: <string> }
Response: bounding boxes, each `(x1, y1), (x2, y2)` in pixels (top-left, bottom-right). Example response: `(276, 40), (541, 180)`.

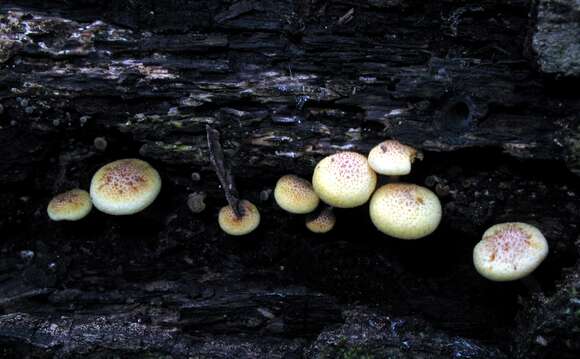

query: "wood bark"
(1, 0), (579, 358)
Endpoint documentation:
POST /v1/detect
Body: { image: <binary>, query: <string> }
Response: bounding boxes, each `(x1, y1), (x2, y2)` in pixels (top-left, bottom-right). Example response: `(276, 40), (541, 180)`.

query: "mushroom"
(305, 207), (336, 233)
(312, 152), (377, 208)
(218, 199), (261, 236)
(368, 140), (422, 180)
(47, 189), (92, 221)
(369, 183), (441, 239)
(90, 158), (161, 215)
(274, 175), (319, 214)
(473, 222), (549, 282)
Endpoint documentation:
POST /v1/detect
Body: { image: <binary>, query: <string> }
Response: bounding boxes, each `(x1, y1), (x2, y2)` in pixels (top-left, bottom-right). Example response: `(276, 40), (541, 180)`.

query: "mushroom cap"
(47, 189), (92, 221)
(368, 140), (422, 176)
(312, 152), (377, 208)
(90, 158), (161, 215)
(218, 200), (261, 236)
(274, 175), (319, 214)
(305, 207), (336, 233)
(369, 183), (442, 240)
(473, 222), (549, 282)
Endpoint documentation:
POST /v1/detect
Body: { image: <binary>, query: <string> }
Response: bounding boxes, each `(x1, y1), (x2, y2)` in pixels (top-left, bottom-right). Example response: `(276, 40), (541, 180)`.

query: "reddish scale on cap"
(50, 191), (84, 211)
(90, 158), (161, 215)
(369, 183), (442, 240)
(274, 175), (319, 214)
(481, 224), (534, 270)
(98, 160), (148, 198)
(47, 189), (92, 221)
(313, 152), (376, 208)
(218, 200), (261, 236)
(305, 207), (336, 233)
(368, 140), (422, 176)
(473, 222), (549, 281)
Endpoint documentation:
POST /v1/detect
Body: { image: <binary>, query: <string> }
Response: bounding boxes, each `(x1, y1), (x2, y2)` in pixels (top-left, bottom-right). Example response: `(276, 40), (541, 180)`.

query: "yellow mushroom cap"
(473, 222), (549, 282)
(312, 152), (377, 208)
(90, 158), (161, 215)
(368, 140), (422, 176)
(305, 207), (336, 233)
(47, 189), (92, 221)
(369, 183), (442, 240)
(218, 200), (261, 236)
(274, 175), (319, 214)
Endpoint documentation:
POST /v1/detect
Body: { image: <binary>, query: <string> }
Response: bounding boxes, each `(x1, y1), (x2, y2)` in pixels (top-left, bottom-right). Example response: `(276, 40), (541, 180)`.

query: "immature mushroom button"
(90, 158), (161, 215)
(218, 200), (261, 236)
(274, 175), (319, 214)
(312, 152), (377, 208)
(368, 140), (422, 176)
(473, 222), (549, 282)
(369, 183), (442, 240)
(305, 207), (336, 233)
(47, 189), (92, 221)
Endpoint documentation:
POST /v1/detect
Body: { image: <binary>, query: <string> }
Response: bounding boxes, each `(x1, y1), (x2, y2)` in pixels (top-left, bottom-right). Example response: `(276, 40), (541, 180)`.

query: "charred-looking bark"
(0, 0), (579, 358)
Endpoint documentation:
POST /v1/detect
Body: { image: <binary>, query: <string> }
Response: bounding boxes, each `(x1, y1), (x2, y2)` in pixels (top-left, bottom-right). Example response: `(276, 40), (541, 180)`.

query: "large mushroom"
(369, 183), (442, 240)
(312, 152), (377, 208)
(473, 222), (549, 281)
(90, 158), (161, 215)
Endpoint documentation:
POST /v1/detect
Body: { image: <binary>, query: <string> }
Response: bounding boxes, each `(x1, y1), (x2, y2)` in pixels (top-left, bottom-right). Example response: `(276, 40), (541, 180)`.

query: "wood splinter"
(206, 125), (244, 218)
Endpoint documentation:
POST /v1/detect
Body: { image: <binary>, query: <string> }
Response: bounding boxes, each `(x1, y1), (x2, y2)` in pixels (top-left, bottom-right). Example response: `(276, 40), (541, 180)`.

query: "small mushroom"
(47, 189), (92, 221)
(473, 222), (549, 282)
(218, 200), (260, 236)
(368, 140), (422, 179)
(90, 158), (161, 215)
(369, 183), (442, 239)
(187, 192), (206, 214)
(305, 207), (336, 233)
(274, 175), (319, 214)
(312, 152), (377, 208)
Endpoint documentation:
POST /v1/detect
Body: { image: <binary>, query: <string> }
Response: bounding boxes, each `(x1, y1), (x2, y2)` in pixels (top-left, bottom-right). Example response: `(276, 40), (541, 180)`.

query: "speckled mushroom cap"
(312, 152), (377, 208)
(473, 222), (549, 282)
(47, 189), (92, 221)
(368, 140), (422, 176)
(90, 158), (161, 215)
(274, 175), (319, 214)
(218, 200), (261, 236)
(369, 183), (442, 240)
(305, 207), (336, 233)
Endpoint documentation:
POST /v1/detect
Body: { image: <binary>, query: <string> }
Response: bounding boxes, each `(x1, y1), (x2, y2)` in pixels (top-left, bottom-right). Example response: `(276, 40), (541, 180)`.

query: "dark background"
(0, 0), (579, 358)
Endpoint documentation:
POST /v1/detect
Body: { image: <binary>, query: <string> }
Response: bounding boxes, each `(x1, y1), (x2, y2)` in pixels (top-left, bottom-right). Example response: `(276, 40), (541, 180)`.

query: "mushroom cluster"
(47, 137), (550, 283)
(271, 139), (441, 237)
(47, 158), (162, 222)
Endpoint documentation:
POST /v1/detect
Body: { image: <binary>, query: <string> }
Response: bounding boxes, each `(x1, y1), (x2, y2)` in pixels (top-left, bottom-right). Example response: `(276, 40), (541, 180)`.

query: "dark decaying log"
(1, 0), (579, 358)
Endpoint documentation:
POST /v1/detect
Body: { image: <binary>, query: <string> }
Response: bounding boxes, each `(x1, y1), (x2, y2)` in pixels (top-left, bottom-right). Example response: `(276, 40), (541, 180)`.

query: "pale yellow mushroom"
(274, 175), (319, 214)
(368, 140), (422, 176)
(90, 158), (161, 215)
(305, 207), (336, 233)
(47, 189), (92, 221)
(369, 183), (441, 240)
(473, 222), (549, 281)
(218, 200), (261, 236)
(312, 152), (377, 208)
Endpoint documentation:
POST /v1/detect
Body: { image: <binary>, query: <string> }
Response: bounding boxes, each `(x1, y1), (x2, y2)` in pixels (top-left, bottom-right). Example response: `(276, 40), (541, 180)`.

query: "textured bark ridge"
(1, 0), (579, 358)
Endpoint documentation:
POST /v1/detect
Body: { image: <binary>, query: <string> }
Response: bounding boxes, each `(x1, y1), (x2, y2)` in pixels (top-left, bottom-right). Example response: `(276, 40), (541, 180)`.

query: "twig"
(206, 125), (243, 217)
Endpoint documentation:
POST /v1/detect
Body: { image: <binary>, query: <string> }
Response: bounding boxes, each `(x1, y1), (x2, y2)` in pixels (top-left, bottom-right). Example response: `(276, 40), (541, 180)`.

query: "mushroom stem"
(206, 125), (244, 218)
